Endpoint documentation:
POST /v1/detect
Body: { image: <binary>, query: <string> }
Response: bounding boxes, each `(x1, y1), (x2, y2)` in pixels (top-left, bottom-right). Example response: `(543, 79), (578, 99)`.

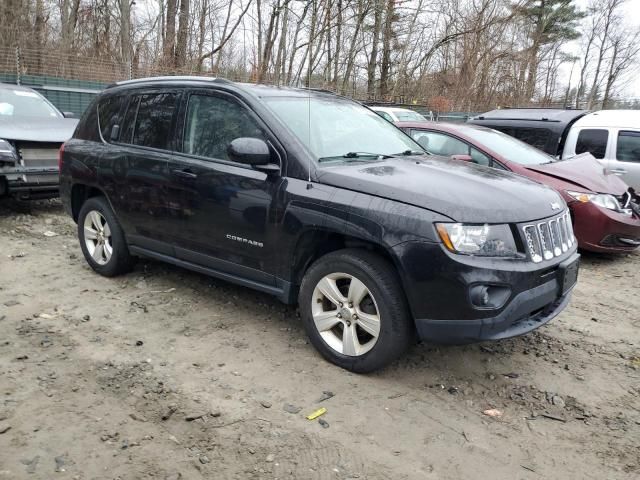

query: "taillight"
(58, 142), (65, 171)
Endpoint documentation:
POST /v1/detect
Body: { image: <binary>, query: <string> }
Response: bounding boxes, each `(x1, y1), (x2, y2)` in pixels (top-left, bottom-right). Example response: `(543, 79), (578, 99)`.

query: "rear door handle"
(610, 168), (627, 174)
(171, 168), (198, 179)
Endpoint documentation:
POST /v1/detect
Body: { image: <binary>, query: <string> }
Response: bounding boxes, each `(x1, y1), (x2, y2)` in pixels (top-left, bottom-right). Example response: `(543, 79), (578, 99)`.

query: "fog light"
(469, 285), (511, 309)
(470, 286), (490, 307)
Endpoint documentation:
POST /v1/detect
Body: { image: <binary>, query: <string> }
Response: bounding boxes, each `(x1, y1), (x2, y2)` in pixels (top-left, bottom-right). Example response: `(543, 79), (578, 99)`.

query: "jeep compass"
(59, 77), (580, 372)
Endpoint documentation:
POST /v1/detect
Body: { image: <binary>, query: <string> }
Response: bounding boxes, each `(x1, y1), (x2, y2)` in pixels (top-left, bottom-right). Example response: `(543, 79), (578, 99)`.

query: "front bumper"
(393, 241), (579, 344)
(571, 201), (640, 253)
(1, 167), (59, 199)
(415, 280), (573, 344)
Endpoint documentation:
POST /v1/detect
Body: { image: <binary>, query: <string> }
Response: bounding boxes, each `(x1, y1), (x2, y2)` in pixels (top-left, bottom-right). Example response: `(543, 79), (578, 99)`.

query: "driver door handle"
(610, 168), (627, 175)
(171, 168), (198, 179)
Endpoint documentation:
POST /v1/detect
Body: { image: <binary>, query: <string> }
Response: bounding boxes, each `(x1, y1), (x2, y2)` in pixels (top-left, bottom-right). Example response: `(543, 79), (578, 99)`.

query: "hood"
(0, 116), (78, 143)
(524, 153), (627, 195)
(316, 156), (564, 223)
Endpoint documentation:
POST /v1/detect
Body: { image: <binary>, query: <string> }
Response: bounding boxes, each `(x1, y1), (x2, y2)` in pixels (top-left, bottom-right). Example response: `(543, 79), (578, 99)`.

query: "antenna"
(306, 14), (313, 189)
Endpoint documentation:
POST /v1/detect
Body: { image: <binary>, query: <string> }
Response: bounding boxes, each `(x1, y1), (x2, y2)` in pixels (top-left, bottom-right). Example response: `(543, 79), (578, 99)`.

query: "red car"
(397, 121), (640, 253)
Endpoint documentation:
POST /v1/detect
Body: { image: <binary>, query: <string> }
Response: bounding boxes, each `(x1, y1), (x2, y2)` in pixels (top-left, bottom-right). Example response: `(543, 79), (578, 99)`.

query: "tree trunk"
(367, 0), (383, 98)
(119, 0), (132, 66)
(175, 0), (190, 68)
(164, 0), (178, 66)
(379, 0), (395, 97)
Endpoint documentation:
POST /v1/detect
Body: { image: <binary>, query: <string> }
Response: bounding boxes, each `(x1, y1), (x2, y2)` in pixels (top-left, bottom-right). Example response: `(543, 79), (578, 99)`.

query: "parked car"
(397, 121), (640, 253)
(468, 108), (640, 191)
(370, 106), (429, 122)
(0, 83), (78, 200)
(59, 76), (579, 372)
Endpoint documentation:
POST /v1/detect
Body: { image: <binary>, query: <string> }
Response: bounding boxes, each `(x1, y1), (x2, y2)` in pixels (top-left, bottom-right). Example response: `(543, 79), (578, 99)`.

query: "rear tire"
(77, 196), (133, 277)
(298, 249), (413, 373)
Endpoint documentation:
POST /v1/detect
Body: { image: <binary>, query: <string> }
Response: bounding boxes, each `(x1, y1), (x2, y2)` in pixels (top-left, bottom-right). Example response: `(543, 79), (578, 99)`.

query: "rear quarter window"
(98, 95), (126, 142)
(74, 98), (100, 142)
(616, 131), (640, 163)
(576, 128), (608, 159)
(129, 92), (178, 150)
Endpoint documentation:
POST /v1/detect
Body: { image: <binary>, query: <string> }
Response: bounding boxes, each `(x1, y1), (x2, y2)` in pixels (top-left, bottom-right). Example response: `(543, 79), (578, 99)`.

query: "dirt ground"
(0, 199), (638, 480)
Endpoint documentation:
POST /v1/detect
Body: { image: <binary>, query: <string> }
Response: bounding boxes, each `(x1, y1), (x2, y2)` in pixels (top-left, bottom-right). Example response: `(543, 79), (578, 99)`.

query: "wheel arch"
(70, 183), (110, 222)
(289, 228), (407, 290)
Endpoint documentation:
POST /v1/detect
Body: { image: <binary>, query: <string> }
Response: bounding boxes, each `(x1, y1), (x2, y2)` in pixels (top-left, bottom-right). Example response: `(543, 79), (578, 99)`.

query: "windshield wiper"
(318, 152), (394, 163)
(396, 150), (426, 156)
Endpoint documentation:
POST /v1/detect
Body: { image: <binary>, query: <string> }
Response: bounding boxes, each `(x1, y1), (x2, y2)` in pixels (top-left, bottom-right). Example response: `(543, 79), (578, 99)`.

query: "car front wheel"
(299, 249), (413, 373)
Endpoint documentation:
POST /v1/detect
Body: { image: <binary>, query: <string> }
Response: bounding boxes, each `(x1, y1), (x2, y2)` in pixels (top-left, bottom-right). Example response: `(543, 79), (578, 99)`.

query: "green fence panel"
(0, 74), (104, 116)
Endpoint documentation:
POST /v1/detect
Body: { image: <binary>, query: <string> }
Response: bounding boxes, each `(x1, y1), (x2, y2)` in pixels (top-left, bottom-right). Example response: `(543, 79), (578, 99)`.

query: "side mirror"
(228, 137), (279, 174)
(63, 111), (76, 118)
(451, 154), (473, 162)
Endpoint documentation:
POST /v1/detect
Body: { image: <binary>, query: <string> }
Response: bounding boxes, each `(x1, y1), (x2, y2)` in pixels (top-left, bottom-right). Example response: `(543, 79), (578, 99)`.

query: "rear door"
(165, 88), (284, 284)
(609, 129), (640, 190)
(109, 89), (180, 254)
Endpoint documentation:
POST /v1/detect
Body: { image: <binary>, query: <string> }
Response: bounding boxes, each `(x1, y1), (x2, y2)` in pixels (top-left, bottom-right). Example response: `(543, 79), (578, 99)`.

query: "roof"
(371, 106), (417, 113)
(106, 76), (341, 99)
(0, 82), (38, 93)
(572, 110), (640, 129)
(471, 108), (588, 123)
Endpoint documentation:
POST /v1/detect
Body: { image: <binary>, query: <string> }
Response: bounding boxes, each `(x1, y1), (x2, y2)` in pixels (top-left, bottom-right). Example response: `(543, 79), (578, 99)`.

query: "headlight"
(0, 139), (17, 165)
(566, 190), (621, 211)
(435, 223), (518, 257)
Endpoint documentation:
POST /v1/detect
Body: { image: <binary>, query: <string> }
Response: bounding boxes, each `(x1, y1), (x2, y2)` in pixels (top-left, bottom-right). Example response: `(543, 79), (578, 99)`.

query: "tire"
(298, 249), (413, 373)
(77, 196), (134, 277)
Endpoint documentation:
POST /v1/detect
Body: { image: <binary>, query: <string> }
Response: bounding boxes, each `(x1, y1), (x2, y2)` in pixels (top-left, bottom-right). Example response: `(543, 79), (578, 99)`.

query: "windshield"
(462, 127), (555, 165)
(263, 96), (422, 161)
(392, 110), (426, 121)
(0, 88), (61, 118)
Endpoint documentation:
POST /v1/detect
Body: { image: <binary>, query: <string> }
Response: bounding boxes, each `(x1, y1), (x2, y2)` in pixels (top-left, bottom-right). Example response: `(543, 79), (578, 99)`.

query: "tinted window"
(512, 128), (551, 151)
(576, 129), (608, 159)
(183, 94), (266, 161)
(74, 98), (100, 141)
(131, 92), (177, 150)
(616, 131), (640, 163)
(98, 95), (125, 141)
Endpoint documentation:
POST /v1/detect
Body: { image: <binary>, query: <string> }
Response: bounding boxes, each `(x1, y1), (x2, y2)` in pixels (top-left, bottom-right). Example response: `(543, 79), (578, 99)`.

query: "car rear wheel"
(78, 196), (133, 277)
(299, 249), (413, 373)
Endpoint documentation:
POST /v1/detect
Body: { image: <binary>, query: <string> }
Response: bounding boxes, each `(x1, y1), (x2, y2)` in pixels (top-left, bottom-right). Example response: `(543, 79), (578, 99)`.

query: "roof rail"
(106, 76), (232, 89)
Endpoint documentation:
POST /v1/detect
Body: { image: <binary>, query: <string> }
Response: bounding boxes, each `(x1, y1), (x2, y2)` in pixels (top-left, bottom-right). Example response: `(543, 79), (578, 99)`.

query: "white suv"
(562, 110), (640, 190)
(370, 106), (430, 122)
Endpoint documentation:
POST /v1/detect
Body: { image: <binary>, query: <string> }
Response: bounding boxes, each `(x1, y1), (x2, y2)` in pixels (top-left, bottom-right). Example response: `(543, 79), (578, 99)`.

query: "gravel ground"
(0, 199), (638, 480)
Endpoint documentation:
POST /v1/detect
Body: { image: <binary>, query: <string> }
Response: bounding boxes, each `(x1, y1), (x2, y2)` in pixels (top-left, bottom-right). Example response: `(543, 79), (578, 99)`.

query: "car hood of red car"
(524, 153), (628, 195)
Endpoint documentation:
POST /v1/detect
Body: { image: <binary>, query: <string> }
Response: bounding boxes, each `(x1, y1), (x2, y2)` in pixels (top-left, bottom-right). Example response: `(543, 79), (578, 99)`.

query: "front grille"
(522, 211), (574, 263)
(19, 147), (60, 168)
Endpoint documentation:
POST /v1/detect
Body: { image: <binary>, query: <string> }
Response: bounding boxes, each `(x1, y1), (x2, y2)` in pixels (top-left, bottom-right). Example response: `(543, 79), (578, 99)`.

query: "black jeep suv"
(59, 77), (579, 372)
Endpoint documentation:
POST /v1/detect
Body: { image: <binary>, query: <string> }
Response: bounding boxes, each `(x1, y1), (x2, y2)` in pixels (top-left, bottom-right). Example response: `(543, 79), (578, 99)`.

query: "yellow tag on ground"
(306, 407), (327, 420)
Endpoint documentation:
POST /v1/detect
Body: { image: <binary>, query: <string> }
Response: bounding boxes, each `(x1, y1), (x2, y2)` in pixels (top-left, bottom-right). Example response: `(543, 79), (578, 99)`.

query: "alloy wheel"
(311, 272), (381, 356)
(83, 210), (112, 265)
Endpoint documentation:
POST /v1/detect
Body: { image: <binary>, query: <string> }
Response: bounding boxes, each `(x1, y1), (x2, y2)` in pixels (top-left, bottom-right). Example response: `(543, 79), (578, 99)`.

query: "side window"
(119, 95), (139, 144)
(512, 128), (551, 151)
(74, 98), (100, 141)
(576, 128), (608, 159)
(183, 94), (266, 161)
(470, 147), (490, 166)
(98, 95), (125, 142)
(375, 111), (393, 122)
(410, 130), (469, 157)
(131, 92), (178, 150)
(616, 131), (640, 163)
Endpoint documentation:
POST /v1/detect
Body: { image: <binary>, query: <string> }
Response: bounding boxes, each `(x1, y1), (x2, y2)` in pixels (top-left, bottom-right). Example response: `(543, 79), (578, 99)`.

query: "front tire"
(298, 249), (413, 373)
(77, 196), (133, 277)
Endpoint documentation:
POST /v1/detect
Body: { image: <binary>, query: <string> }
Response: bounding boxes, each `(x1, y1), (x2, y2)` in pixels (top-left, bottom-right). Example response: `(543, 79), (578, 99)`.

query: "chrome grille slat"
(523, 210), (574, 263)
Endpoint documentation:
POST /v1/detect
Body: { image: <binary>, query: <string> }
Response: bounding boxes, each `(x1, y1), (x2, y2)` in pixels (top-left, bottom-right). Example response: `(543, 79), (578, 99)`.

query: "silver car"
(0, 83), (78, 200)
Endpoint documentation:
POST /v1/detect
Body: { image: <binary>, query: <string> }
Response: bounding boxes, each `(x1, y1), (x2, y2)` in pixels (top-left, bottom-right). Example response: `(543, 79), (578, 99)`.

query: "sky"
(570, 0), (640, 98)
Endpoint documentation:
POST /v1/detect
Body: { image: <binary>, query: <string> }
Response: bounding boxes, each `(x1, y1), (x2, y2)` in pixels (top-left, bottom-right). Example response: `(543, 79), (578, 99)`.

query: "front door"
(166, 89), (284, 285)
(609, 129), (640, 191)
